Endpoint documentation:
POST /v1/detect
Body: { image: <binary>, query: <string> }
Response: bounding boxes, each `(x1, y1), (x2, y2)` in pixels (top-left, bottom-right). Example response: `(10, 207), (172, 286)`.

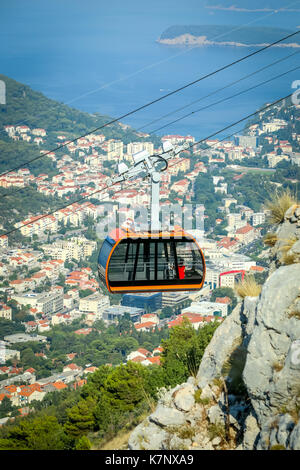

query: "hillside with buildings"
(0, 76), (299, 449)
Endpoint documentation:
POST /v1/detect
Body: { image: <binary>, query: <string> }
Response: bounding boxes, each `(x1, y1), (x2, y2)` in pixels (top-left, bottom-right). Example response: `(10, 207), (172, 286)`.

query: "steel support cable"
(1, 92), (293, 237)
(1, 53), (298, 200)
(0, 29), (299, 179)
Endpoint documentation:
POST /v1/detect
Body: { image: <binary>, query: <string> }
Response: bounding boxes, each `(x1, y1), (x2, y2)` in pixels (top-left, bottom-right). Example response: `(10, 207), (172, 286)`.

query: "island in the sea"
(205, 0), (300, 13)
(157, 25), (300, 48)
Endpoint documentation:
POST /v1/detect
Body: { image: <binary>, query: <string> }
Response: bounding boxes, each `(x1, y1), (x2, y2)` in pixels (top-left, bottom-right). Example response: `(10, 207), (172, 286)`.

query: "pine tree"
(64, 396), (97, 438)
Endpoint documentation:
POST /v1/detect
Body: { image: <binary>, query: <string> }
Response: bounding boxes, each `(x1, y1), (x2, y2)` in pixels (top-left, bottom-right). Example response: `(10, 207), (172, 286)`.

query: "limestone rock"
(208, 404), (225, 425)
(128, 206), (300, 451)
(128, 419), (168, 450)
(173, 384), (195, 412)
(166, 435), (192, 450)
(289, 419), (300, 450)
(211, 436), (222, 446)
(242, 411), (260, 450)
(149, 405), (186, 427)
(243, 264), (300, 423)
(197, 303), (245, 389)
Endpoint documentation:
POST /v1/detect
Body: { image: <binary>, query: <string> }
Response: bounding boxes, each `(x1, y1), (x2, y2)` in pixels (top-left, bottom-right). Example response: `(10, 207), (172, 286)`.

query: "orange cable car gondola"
(98, 226), (206, 293)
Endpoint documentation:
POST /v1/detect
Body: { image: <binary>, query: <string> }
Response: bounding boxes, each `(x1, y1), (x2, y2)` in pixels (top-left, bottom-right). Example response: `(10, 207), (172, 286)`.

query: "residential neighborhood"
(0, 91), (299, 437)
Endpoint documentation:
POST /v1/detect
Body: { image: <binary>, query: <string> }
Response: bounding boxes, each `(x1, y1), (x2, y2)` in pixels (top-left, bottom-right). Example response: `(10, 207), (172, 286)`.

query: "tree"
(58, 273), (66, 286)
(75, 435), (92, 450)
(0, 396), (13, 418)
(1, 415), (69, 450)
(161, 318), (219, 386)
(64, 396), (97, 438)
(103, 362), (147, 412)
(160, 306), (173, 319)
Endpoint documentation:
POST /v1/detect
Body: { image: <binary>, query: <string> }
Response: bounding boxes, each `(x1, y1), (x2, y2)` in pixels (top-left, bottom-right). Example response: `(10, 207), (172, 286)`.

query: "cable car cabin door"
(106, 235), (205, 293)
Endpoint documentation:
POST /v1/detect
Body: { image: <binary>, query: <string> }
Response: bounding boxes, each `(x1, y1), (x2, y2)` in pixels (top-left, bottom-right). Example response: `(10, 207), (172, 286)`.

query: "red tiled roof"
(51, 381), (67, 390)
(250, 265), (265, 272)
(215, 296), (231, 304)
(135, 321), (156, 330)
(236, 224), (254, 235)
(147, 356), (161, 365)
(137, 348), (151, 356)
(130, 355), (147, 363)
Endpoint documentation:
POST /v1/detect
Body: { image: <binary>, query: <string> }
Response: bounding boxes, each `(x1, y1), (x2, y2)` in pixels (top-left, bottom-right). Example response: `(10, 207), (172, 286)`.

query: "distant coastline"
(204, 0), (300, 12)
(206, 5), (300, 12)
(157, 25), (300, 49)
(157, 34), (300, 49)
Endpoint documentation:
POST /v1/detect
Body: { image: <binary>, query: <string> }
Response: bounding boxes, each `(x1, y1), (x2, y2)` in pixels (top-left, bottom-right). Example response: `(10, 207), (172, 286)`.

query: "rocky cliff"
(128, 204), (300, 450)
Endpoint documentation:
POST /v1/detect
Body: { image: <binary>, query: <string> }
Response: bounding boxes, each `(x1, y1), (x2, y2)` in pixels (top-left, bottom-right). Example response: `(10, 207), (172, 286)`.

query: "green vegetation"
(270, 444), (286, 450)
(207, 422), (226, 441)
(0, 416), (72, 450)
(194, 388), (211, 406)
(0, 319), (220, 449)
(160, 317), (219, 386)
(0, 74), (162, 238)
(0, 185), (66, 245)
(0, 318), (25, 340)
(0, 74), (154, 146)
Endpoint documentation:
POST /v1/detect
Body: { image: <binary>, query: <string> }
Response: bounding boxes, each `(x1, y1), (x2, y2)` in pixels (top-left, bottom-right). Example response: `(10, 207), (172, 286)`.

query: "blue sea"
(1, 0), (300, 140)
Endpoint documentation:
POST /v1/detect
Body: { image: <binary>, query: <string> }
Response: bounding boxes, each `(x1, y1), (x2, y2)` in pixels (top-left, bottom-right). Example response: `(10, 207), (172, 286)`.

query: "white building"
(182, 301), (228, 318)
(79, 292), (110, 317)
(251, 212), (265, 226)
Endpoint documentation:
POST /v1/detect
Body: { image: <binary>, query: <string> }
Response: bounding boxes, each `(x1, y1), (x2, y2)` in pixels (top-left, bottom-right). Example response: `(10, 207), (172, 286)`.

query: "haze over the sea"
(1, 0), (299, 140)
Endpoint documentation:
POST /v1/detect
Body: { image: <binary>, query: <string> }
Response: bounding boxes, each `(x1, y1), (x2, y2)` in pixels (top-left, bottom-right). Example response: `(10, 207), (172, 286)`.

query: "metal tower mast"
(106, 141), (188, 232)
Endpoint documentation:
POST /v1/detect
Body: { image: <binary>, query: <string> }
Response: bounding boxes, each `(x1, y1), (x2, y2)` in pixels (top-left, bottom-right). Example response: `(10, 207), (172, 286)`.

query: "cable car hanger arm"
(106, 141), (189, 186)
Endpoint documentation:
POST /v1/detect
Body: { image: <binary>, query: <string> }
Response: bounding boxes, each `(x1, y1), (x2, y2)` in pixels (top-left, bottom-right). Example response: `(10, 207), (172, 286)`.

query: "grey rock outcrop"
(149, 405), (186, 427)
(128, 205), (300, 450)
(243, 263), (300, 424)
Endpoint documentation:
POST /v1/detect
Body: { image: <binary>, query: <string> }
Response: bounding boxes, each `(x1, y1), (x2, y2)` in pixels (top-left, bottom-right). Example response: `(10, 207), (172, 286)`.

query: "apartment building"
(12, 289), (64, 316)
(161, 292), (190, 310)
(126, 142), (154, 158)
(41, 237), (96, 262)
(0, 303), (12, 321)
(235, 224), (257, 245)
(251, 212), (265, 226)
(181, 300), (228, 318)
(106, 139), (124, 160)
(79, 292), (110, 316)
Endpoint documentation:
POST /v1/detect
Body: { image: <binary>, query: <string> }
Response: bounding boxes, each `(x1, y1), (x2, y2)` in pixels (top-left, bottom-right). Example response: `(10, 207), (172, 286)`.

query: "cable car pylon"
(98, 142), (206, 293)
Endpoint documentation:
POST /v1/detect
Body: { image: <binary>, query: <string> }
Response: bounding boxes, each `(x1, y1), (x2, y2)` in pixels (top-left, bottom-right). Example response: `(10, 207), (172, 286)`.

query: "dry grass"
(279, 236), (297, 254)
(278, 236), (298, 265)
(97, 430), (132, 450)
(207, 423), (226, 441)
(288, 310), (300, 320)
(263, 232), (278, 247)
(272, 361), (284, 372)
(264, 189), (298, 225)
(281, 252), (298, 265)
(168, 424), (196, 440)
(234, 275), (262, 299)
(194, 388), (211, 405)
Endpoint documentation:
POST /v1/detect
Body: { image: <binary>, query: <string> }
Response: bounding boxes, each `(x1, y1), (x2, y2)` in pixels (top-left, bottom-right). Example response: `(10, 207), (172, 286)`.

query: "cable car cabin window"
(175, 240), (204, 281)
(108, 240), (138, 282)
(107, 237), (204, 288)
